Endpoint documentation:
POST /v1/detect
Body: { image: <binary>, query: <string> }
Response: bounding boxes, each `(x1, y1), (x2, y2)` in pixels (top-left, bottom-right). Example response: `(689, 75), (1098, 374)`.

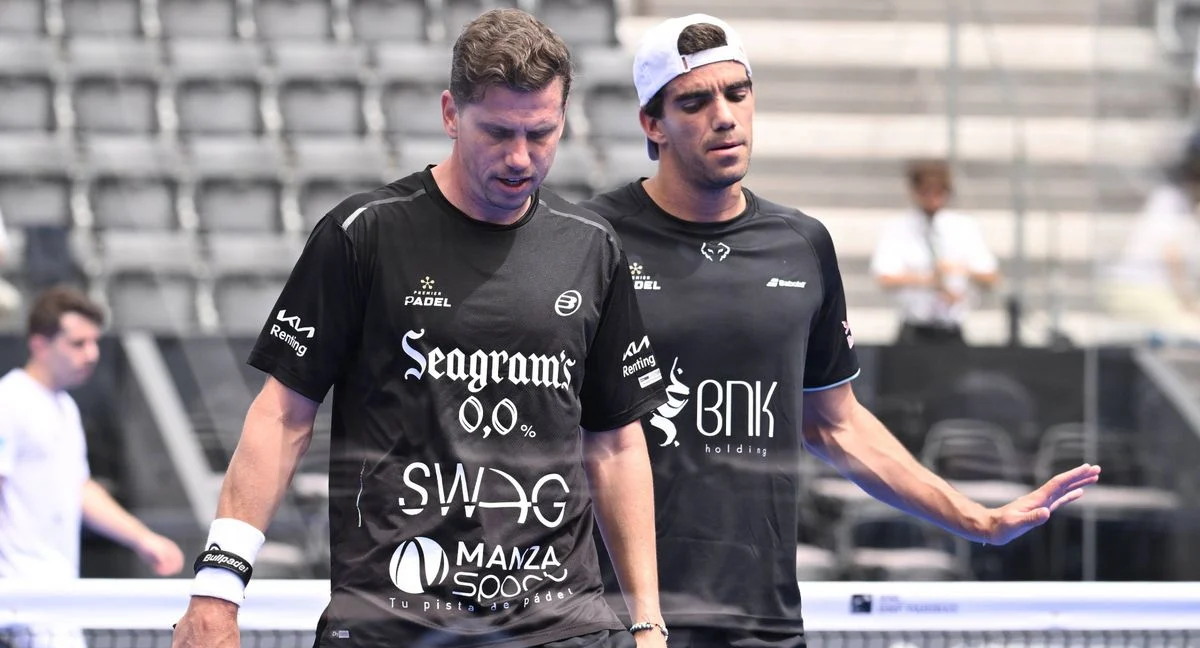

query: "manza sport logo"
(390, 536), (450, 594)
(386, 534), (576, 613)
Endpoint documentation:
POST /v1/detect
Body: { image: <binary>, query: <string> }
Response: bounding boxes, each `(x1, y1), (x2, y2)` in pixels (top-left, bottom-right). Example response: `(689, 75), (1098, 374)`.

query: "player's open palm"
(987, 463), (1101, 545)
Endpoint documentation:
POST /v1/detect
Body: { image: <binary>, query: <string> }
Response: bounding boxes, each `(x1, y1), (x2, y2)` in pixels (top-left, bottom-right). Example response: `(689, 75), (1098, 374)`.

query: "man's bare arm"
(582, 421), (666, 648)
(171, 376), (319, 648)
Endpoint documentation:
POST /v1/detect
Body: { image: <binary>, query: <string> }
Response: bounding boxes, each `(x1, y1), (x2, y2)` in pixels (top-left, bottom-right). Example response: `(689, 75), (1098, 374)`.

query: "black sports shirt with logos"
(247, 168), (668, 648)
(582, 182), (860, 636)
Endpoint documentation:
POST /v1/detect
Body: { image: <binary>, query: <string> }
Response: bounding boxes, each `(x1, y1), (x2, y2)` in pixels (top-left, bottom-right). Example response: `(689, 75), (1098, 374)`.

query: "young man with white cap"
(582, 14), (1101, 647)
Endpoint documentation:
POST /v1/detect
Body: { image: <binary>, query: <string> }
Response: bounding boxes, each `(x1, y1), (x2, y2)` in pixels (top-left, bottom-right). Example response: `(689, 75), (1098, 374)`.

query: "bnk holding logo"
(390, 537), (450, 594)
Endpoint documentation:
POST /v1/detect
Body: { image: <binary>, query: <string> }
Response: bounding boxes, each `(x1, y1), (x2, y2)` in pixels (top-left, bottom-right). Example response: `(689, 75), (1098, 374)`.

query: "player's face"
(34, 312), (101, 390)
(442, 80), (566, 223)
(650, 61), (753, 190)
(913, 179), (950, 215)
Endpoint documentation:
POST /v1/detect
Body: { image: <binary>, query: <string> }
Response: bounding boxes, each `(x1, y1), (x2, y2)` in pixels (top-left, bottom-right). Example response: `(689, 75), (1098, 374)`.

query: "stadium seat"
(0, 133), (78, 229)
(442, 0), (517, 42)
(925, 370), (1040, 451)
(206, 232), (303, 277)
(535, 0), (616, 48)
(0, 37), (60, 133)
(169, 39), (267, 138)
(582, 86), (644, 145)
(158, 0), (241, 40)
(66, 38), (164, 136)
(542, 139), (598, 202)
(272, 41), (370, 138)
(212, 274), (288, 334)
(188, 136), (287, 233)
(375, 43), (451, 145)
(291, 136), (393, 230)
(596, 140), (656, 191)
(0, 0), (46, 36)
(98, 230), (204, 332)
(920, 418), (1025, 485)
(347, 0), (428, 44)
(81, 136), (186, 231)
(251, 0), (335, 41)
(836, 504), (967, 581)
(208, 232), (302, 332)
(61, 0), (144, 37)
(393, 136), (451, 178)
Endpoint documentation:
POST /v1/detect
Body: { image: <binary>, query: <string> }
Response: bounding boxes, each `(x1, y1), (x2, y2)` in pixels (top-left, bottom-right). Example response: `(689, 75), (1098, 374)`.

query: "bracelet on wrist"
(629, 621), (669, 640)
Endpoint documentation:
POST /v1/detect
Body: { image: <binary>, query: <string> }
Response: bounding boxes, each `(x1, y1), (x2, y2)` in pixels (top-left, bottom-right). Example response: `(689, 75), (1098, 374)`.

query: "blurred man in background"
(1101, 134), (1200, 342)
(0, 207), (20, 319)
(0, 285), (184, 648)
(871, 159), (1000, 345)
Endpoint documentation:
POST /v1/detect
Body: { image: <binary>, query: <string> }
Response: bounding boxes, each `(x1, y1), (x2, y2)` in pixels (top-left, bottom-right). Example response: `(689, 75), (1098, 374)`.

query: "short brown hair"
(907, 158), (953, 192)
(27, 285), (105, 339)
(641, 22), (729, 120)
(449, 8), (573, 107)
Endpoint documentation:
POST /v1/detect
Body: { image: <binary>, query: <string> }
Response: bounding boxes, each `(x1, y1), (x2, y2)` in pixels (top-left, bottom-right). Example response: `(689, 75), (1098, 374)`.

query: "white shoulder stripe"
(545, 205), (612, 236)
(341, 189), (427, 231)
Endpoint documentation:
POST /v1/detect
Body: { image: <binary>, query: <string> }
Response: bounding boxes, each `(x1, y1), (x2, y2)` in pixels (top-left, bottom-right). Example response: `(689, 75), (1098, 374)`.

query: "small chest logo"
(406, 276), (452, 309)
(629, 262), (661, 291)
(700, 241), (731, 262)
(555, 290), (582, 316)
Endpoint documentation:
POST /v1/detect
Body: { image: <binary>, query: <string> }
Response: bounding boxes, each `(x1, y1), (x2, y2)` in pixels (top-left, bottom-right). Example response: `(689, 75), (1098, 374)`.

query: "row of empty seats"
(3, 0), (617, 46)
(0, 38), (642, 142)
(0, 134), (639, 234)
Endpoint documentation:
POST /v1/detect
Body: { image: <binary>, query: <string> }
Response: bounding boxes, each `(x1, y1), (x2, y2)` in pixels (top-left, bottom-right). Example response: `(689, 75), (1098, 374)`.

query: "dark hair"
(449, 8), (573, 107)
(27, 285), (105, 339)
(906, 158), (954, 192)
(641, 22), (729, 120)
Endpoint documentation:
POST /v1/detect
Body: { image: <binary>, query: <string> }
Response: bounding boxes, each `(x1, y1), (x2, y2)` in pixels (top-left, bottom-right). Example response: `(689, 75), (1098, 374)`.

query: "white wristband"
(190, 518), (266, 606)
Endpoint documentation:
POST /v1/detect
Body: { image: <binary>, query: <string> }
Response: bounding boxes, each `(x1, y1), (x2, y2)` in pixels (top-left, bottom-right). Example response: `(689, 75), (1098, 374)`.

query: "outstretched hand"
(985, 463), (1102, 546)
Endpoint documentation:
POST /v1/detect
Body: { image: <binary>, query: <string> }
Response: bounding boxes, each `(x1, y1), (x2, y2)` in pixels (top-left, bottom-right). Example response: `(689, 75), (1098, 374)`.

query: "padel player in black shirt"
(583, 13), (1102, 648)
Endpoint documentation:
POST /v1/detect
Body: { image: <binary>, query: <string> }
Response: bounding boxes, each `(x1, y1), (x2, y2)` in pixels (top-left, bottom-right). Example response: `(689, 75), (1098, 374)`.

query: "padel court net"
(1, 580), (1198, 648)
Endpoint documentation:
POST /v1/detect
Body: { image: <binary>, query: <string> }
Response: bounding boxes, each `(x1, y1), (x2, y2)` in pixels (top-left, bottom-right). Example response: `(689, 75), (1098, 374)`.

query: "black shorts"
(662, 628), (806, 648)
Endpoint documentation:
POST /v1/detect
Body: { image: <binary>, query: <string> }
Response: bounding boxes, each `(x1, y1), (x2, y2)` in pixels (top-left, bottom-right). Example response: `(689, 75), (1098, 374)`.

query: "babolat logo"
(766, 277), (806, 288)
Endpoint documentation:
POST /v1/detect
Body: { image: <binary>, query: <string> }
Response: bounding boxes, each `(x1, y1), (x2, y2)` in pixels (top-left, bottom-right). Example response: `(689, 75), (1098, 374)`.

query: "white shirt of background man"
(1107, 184), (1200, 288)
(871, 208), (998, 327)
(0, 367), (91, 580)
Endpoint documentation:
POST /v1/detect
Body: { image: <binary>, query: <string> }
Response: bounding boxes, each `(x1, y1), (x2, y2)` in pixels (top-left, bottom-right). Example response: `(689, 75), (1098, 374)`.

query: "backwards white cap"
(632, 14), (752, 160)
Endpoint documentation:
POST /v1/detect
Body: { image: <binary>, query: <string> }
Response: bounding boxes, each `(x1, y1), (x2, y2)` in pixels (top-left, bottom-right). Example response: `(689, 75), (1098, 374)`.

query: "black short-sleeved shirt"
(248, 169), (667, 648)
(581, 182), (860, 635)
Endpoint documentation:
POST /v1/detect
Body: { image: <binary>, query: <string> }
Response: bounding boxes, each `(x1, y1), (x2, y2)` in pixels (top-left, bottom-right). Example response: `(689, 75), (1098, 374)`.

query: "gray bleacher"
(0, 0), (622, 336)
